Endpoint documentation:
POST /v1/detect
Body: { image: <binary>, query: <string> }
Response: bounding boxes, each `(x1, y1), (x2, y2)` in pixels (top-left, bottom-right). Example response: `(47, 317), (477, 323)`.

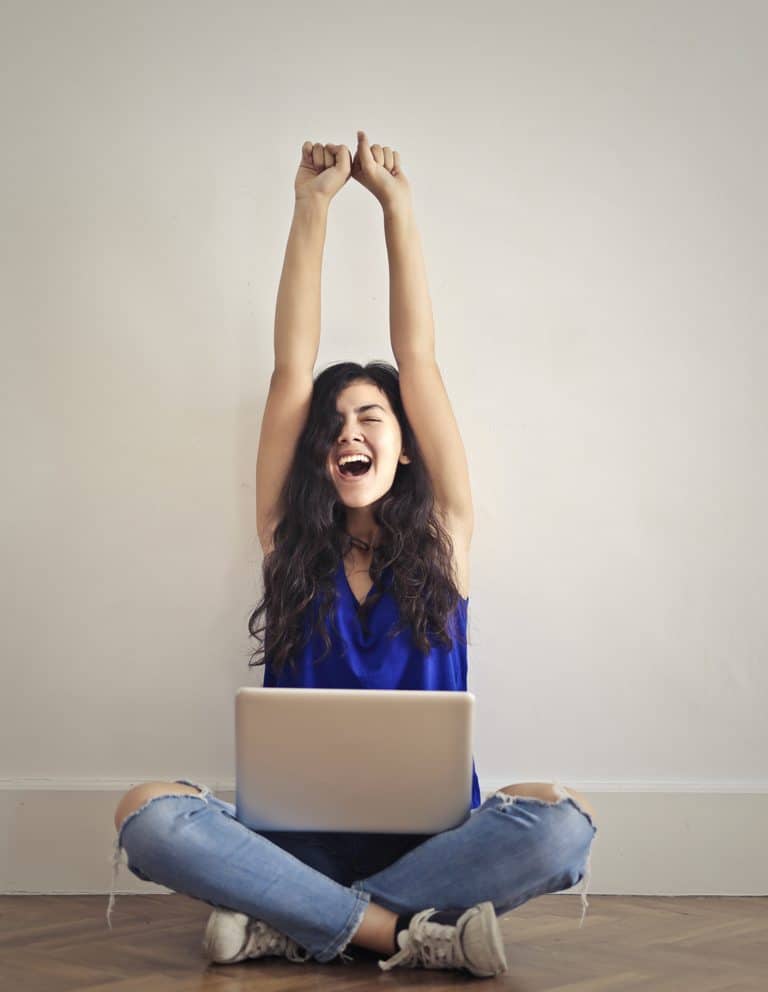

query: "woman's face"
(326, 380), (410, 507)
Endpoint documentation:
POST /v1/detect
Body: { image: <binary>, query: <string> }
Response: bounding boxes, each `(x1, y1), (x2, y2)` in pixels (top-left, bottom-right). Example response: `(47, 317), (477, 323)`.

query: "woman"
(106, 132), (598, 977)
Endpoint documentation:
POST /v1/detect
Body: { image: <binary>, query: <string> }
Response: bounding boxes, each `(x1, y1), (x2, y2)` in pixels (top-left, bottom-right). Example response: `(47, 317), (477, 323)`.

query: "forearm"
(383, 200), (436, 362)
(273, 195), (328, 373)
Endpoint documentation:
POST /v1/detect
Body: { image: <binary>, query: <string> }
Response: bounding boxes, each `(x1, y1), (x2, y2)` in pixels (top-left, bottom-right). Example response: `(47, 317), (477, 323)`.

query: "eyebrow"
(337, 404), (387, 415)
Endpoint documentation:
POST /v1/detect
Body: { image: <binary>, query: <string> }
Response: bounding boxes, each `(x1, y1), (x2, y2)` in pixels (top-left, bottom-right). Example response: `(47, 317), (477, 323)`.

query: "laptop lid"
(235, 687), (475, 833)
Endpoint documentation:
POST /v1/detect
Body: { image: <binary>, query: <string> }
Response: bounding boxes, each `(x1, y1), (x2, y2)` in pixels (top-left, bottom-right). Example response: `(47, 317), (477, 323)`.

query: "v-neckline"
(339, 560), (468, 609)
(339, 559), (386, 608)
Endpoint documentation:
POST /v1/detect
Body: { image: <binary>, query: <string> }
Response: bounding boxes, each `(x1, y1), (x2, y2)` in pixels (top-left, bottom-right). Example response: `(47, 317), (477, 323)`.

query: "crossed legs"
(113, 779), (598, 958)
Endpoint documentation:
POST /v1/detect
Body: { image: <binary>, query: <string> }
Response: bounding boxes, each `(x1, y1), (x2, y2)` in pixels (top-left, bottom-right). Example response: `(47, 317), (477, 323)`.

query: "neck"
(342, 509), (381, 551)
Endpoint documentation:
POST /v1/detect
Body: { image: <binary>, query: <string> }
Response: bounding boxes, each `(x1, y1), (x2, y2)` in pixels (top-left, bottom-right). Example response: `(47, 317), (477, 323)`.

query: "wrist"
(382, 195), (413, 221)
(294, 192), (331, 215)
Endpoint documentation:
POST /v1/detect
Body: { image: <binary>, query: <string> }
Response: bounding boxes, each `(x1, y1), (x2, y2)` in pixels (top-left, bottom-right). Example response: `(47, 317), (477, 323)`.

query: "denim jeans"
(106, 778), (597, 964)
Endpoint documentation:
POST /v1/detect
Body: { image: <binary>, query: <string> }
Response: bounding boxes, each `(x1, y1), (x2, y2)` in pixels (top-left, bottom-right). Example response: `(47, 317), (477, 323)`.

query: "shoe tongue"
(429, 908), (464, 926)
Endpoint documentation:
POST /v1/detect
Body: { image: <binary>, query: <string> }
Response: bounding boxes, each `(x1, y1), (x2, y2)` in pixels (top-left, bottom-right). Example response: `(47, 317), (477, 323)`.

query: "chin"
(335, 487), (388, 507)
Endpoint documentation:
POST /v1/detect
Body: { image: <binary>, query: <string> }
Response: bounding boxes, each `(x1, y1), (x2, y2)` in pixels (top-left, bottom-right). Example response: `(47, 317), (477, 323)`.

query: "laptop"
(235, 687), (475, 833)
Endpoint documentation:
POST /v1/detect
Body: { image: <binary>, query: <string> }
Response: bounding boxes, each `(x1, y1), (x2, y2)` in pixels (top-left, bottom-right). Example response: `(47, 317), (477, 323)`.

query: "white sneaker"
(378, 901), (508, 977)
(202, 907), (311, 964)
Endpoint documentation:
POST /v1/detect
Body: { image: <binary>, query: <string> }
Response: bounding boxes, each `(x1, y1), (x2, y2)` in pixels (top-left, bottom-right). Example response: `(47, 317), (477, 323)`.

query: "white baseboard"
(2, 780), (766, 896)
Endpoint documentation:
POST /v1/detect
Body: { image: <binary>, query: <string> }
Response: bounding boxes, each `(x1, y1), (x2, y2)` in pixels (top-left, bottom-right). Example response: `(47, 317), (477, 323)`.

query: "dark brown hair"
(247, 360), (467, 679)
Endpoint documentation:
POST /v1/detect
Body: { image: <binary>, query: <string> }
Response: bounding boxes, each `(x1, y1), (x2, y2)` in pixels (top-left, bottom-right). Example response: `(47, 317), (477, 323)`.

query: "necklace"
(345, 533), (372, 552)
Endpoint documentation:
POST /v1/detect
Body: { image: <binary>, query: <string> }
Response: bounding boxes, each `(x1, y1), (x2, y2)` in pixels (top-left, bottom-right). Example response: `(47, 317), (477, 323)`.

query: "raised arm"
(383, 199), (435, 363)
(256, 142), (352, 552)
(350, 130), (474, 527)
(274, 139), (352, 371)
(272, 195), (327, 373)
(384, 198), (473, 527)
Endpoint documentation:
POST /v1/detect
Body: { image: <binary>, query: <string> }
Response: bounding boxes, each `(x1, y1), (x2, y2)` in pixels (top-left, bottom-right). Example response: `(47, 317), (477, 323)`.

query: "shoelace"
(244, 920), (287, 955)
(244, 920), (310, 962)
(379, 910), (463, 971)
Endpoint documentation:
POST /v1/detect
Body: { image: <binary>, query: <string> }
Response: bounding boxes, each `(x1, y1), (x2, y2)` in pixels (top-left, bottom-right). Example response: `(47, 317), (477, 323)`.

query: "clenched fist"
(294, 141), (352, 203)
(351, 130), (412, 211)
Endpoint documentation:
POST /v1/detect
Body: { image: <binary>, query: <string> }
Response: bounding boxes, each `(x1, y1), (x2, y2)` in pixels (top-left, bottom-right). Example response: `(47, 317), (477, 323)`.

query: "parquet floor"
(0, 894), (765, 990)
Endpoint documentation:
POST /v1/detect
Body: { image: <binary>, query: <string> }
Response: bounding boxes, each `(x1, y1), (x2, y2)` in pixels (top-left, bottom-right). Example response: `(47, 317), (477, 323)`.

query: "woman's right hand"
(294, 140), (352, 203)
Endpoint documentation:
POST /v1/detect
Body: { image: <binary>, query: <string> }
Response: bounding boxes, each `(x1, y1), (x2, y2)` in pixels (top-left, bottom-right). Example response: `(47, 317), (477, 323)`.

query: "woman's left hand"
(351, 130), (412, 211)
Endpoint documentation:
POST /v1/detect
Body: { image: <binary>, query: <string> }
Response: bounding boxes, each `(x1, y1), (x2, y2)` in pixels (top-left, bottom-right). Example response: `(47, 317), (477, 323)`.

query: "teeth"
(338, 454), (372, 467)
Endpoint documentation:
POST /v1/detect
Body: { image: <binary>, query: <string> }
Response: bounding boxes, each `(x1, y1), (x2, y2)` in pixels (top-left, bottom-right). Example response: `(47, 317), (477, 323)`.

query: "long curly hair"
(247, 360), (468, 680)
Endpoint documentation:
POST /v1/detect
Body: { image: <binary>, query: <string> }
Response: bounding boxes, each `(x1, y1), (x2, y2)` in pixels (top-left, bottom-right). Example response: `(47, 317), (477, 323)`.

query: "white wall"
(2, 0), (766, 877)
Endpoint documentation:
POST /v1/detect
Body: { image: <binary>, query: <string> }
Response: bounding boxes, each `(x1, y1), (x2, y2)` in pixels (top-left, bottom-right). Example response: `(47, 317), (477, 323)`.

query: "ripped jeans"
(107, 779), (597, 964)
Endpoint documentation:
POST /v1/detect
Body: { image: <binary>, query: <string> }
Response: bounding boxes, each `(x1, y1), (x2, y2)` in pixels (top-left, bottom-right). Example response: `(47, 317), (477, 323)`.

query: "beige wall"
(2, 0), (766, 829)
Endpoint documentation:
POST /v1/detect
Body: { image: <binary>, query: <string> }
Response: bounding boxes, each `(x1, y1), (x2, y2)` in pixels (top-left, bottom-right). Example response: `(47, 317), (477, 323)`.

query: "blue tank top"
(262, 559), (481, 810)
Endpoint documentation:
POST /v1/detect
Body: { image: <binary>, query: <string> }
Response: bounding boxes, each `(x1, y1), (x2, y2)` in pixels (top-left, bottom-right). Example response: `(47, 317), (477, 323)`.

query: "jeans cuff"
(314, 887), (371, 963)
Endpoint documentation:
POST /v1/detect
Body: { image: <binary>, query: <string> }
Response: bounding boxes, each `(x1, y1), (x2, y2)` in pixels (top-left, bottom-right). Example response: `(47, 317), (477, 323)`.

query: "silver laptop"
(235, 687), (475, 833)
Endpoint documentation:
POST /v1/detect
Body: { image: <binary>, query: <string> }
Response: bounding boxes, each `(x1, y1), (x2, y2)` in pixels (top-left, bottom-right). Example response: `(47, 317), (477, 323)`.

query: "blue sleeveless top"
(262, 559), (481, 810)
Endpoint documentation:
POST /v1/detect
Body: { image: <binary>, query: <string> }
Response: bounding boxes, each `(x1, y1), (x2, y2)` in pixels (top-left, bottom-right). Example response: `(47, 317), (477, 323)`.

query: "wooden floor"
(0, 894), (765, 990)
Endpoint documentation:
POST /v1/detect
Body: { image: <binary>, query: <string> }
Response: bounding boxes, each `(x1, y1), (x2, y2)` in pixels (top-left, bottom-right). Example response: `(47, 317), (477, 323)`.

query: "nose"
(337, 424), (363, 445)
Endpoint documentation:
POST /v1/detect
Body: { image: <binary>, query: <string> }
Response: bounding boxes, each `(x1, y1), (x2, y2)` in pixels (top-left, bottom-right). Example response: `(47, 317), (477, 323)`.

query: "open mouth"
(335, 456), (373, 481)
